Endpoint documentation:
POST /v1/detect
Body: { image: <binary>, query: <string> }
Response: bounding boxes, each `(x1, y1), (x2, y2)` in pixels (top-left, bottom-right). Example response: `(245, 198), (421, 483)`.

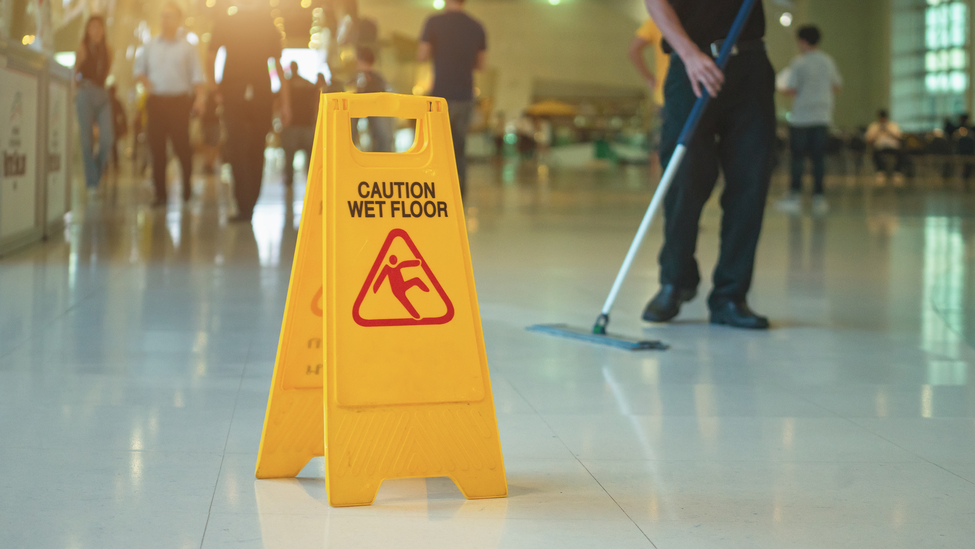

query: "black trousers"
(147, 95), (194, 201)
(223, 99), (272, 219)
(789, 125), (828, 195)
(658, 52), (776, 307)
(446, 100), (474, 199)
(872, 148), (906, 173)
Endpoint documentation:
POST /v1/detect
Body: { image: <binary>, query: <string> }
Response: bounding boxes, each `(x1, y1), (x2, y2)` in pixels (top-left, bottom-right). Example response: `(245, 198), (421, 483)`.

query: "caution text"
(349, 181), (448, 219)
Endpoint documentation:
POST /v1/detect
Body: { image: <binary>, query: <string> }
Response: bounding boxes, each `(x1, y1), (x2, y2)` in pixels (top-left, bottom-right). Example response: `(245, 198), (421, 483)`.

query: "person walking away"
(417, 0), (486, 199)
(776, 25), (842, 215)
(350, 48), (393, 153)
(134, 1), (206, 206)
(200, 93), (221, 175)
(865, 109), (905, 187)
(207, 2), (291, 223)
(73, 15), (114, 197)
(281, 61), (319, 187)
(108, 85), (128, 171)
(641, 0), (776, 330)
(628, 17), (670, 106)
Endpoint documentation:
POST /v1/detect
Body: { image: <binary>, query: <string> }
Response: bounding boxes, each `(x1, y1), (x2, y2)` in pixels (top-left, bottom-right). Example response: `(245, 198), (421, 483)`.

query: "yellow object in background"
(257, 93), (507, 508)
(636, 19), (669, 105)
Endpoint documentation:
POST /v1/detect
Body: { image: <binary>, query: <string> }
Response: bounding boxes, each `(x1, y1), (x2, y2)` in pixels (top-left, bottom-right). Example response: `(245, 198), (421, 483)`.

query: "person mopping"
(640, 0), (775, 330)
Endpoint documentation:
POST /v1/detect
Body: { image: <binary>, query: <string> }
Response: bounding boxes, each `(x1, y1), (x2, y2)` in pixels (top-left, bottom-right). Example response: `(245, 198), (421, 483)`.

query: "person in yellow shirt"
(629, 19), (669, 105)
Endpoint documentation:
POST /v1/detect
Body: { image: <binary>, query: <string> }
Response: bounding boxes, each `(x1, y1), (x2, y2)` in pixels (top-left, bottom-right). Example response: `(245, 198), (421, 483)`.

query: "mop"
(528, 0), (760, 350)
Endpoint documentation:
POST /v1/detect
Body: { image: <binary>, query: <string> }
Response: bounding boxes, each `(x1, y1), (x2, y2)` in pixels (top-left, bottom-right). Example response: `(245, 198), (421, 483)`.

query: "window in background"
(924, 0), (968, 93)
(891, 0), (971, 131)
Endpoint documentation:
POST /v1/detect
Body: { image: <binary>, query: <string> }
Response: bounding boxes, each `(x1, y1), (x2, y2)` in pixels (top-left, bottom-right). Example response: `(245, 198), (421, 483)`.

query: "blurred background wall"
(3, 0), (972, 134)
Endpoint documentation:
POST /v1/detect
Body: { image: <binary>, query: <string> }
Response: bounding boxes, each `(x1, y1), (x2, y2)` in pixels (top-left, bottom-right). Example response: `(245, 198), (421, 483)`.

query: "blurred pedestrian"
(73, 14), (114, 195)
(281, 61), (318, 187)
(628, 17), (669, 106)
(777, 25), (842, 215)
(133, 88), (150, 176)
(866, 109), (905, 186)
(951, 114), (975, 180)
(640, 0), (775, 330)
(108, 85), (128, 170)
(492, 111), (506, 159)
(944, 113), (971, 137)
(418, 0), (486, 199)
(200, 93), (222, 175)
(134, 1), (206, 206)
(350, 47), (393, 153)
(207, 3), (291, 222)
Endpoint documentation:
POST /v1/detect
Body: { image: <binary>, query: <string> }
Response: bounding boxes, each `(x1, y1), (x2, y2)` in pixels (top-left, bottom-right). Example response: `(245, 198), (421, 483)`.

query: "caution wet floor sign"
(256, 93), (507, 507)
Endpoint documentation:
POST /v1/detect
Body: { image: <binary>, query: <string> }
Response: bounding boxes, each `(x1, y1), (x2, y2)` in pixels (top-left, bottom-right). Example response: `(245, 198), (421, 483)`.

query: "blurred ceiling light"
(548, 0), (561, 4)
(301, 0), (312, 7)
(21, 34), (35, 45)
(270, 0), (279, 5)
(186, 31), (200, 45)
(206, 0), (215, 6)
(433, 0), (445, 9)
(779, 12), (793, 27)
(227, 6), (238, 15)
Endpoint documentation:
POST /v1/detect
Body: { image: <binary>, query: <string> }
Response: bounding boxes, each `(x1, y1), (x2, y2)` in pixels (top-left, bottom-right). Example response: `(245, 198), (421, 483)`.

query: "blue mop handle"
(675, 0), (760, 146)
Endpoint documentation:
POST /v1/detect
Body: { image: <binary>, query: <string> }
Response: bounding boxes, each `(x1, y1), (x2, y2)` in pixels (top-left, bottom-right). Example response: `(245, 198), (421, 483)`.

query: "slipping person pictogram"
(353, 228), (454, 327)
(374, 255), (430, 319)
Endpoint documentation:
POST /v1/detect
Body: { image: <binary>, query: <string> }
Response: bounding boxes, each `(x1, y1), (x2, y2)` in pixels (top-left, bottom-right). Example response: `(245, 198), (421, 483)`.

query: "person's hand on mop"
(681, 48), (725, 98)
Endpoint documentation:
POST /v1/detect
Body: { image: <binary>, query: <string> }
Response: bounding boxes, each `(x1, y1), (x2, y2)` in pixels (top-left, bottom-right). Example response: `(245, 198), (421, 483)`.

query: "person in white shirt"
(865, 109), (905, 186)
(777, 25), (842, 215)
(134, 1), (206, 206)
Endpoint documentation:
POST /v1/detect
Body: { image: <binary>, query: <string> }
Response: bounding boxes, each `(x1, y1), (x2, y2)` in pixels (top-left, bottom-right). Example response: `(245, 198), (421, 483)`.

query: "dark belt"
(709, 38), (766, 57)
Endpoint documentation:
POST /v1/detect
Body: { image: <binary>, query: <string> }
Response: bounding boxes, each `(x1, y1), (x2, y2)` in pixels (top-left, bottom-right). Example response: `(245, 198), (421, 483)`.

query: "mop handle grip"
(675, 0), (760, 147)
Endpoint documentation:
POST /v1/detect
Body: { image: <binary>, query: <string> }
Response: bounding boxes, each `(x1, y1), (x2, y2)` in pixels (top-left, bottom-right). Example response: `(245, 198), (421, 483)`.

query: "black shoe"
(709, 301), (770, 330)
(642, 285), (697, 323)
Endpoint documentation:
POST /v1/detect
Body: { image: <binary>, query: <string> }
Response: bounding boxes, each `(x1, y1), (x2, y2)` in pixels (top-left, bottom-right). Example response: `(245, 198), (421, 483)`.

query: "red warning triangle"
(352, 228), (454, 327)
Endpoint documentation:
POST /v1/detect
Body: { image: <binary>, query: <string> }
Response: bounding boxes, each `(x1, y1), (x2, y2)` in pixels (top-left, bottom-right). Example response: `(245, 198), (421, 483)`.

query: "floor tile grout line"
(838, 414), (975, 488)
(572, 455), (660, 549)
(773, 376), (975, 487)
(199, 336), (253, 549)
(0, 280), (108, 362)
(502, 375), (660, 548)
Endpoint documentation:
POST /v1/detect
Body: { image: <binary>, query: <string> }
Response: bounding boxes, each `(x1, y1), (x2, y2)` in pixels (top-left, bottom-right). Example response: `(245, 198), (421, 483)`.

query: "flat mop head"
(527, 324), (668, 351)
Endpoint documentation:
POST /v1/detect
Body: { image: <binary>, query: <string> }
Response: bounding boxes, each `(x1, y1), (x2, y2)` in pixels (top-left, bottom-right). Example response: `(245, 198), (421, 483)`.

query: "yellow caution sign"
(257, 93), (507, 507)
(255, 97), (327, 479)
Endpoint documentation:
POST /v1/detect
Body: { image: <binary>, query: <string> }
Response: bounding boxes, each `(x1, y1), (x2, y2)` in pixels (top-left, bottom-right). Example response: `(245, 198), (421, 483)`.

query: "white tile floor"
(2, 159), (975, 548)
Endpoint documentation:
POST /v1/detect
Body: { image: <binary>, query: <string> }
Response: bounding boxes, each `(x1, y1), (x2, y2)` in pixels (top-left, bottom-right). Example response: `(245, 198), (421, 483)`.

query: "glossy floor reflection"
(2, 158), (975, 548)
